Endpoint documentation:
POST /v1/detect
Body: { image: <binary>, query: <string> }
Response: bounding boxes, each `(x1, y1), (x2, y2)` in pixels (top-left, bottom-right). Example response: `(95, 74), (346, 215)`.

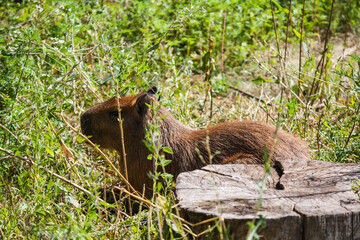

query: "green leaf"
(99, 200), (117, 208)
(14, 150), (20, 157)
(144, 41), (161, 54)
(77, 137), (86, 143)
(161, 172), (173, 179)
(35, 210), (46, 217)
(272, 0), (284, 12)
(157, 182), (163, 192)
(47, 179), (54, 190)
(293, 29), (302, 39)
(161, 159), (172, 167)
(252, 75), (276, 85)
(163, 147), (173, 154)
(65, 195), (80, 208)
(45, 147), (55, 157)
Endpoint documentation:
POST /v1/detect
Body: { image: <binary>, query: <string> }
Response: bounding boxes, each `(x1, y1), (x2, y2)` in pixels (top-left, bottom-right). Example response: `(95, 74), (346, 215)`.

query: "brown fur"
(80, 88), (311, 197)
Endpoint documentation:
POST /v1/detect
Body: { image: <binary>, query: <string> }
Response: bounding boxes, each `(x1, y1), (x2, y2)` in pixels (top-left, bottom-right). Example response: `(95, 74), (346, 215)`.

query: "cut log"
(175, 159), (360, 240)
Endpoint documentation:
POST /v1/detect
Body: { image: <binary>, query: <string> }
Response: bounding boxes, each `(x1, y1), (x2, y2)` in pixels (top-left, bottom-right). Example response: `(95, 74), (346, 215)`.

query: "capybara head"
(80, 86), (158, 151)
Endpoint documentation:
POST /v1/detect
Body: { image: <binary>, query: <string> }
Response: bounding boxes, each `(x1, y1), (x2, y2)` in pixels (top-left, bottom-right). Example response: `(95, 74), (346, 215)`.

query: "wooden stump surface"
(175, 159), (360, 240)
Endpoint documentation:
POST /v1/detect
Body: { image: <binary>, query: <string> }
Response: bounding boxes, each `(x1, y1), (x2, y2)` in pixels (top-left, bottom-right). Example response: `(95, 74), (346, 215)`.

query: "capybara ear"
(136, 93), (153, 116)
(147, 86), (158, 96)
(147, 86), (161, 101)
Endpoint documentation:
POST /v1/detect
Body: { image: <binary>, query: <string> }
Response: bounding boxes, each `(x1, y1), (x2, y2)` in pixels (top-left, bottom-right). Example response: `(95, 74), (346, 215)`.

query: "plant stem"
(299, 0), (305, 94)
(270, 0), (288, 100)
(284, 0), (292, 63)
(309, 0), (335, 99)
(270, 0), (280, 53)
(344, 102), (360, 150)
(221, 9), (227, 73)
(319, 0), (335, 78)
(0, 147), (124, 214)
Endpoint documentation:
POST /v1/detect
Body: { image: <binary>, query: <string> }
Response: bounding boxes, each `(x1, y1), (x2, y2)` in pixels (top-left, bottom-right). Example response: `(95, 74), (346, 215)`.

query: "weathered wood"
(175, 159), (360, 239)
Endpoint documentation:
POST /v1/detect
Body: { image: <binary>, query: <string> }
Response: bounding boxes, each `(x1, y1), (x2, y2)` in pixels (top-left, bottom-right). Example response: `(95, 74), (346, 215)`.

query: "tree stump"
(175, 159), (360, 240)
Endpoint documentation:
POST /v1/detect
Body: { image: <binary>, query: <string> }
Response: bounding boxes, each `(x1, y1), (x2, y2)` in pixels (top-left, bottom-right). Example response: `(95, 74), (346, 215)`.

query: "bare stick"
(199, 32), (202, 68)
(320, 0), (335, 77)
(221, 9), (227, 73)
(225, 84), (272, 106)
(309, 0), (335, 98)
(270, 0), (288, 98)
(59, 44), (100, 82)
(270, 0), (280, 53)
(0, 147), (107, 206)
(60, 115), (141, 197)
(0, 123), (22, 144)
(116, 102), (132, 214)
(99, 43), (131, 214)
(47, 43), (102, 101)
(344, 102), (360, 151)
(284, 0), (292, 63)
(299, 0), (306, 81)
(318, 0), (335, 84)
(208, 27), (214, 120)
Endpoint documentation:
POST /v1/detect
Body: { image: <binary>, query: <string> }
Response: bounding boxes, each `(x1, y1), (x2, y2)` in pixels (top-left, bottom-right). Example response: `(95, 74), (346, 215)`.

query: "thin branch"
(344, 102), (360, 150)
(299, 0), (306, 82)
(319, 0), (335, 78)
(308, 0), (335, 98)
(199, 32), (202, 67)
(270, 0), (280, 53)
(225, 84), (272, 106)
(100, 43), (132, 214)
(284, 0), (292, 63)
(221, 9), (227, 73)
(0, 147), (109, 207)
(60, 115), (142, 199)
(0, 136), (220, 237)
(253, 56), (318, 118)
(0, 123), (22, 144)
(270, 0), (288, 100)
(59, 43), (101, 83)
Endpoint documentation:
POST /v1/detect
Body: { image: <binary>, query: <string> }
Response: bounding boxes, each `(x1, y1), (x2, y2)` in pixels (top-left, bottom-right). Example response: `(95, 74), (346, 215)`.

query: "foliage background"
(0, 0), (359, 239)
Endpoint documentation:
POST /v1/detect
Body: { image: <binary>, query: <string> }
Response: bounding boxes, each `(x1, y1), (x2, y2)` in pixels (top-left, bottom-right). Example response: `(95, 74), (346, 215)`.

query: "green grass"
(1, 0), (359, 239)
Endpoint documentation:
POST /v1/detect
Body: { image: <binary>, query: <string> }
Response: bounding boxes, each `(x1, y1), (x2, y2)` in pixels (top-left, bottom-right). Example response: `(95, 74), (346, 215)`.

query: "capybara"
(81, 86), (311, 197)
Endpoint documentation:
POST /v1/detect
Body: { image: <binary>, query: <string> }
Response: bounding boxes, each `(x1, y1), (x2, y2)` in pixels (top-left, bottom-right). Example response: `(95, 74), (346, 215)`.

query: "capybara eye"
(109, 111), (119, 117)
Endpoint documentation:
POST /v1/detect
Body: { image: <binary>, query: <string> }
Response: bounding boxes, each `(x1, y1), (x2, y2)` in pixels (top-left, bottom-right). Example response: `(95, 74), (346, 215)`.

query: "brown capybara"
(80, 86), (311, 197)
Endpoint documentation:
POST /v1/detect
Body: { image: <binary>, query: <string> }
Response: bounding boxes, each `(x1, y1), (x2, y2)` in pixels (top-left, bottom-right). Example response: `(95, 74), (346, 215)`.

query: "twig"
(100, 43), (132, 214)
(221, 9), (227, 73)
(60, 115), (141, 198)
(299, 0), (306, 82)
(59, 43), (100, 83)
(0, 147), (109, 207)
(344, 102), (360, 150)
(225, 84), (272, 106)
(0, 145), (219, 237)
(0, 123), (22, 144)
(308, 0), (335, 98)
(270, 0), (288, 100)
(115, 186), (219, 237)
(284, 0), (292, 63)
(319, 0), (335, 78)
(253, 55), (318, 118)
(270, 0), (280, 54)
(46, 43), (103, 101)
(207, 26), (214, 120)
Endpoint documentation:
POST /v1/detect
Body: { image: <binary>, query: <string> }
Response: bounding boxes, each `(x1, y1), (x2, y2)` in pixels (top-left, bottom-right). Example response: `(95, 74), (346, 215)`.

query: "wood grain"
(176, 159), (360, 239)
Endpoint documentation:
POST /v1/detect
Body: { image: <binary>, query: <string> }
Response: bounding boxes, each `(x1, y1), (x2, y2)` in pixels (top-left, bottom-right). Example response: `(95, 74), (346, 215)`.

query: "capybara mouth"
(80, 112), (93, 137)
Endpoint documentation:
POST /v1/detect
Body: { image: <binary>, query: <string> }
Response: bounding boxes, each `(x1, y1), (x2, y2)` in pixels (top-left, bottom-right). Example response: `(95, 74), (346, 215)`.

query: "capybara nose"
(80, 112), (92, 137)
